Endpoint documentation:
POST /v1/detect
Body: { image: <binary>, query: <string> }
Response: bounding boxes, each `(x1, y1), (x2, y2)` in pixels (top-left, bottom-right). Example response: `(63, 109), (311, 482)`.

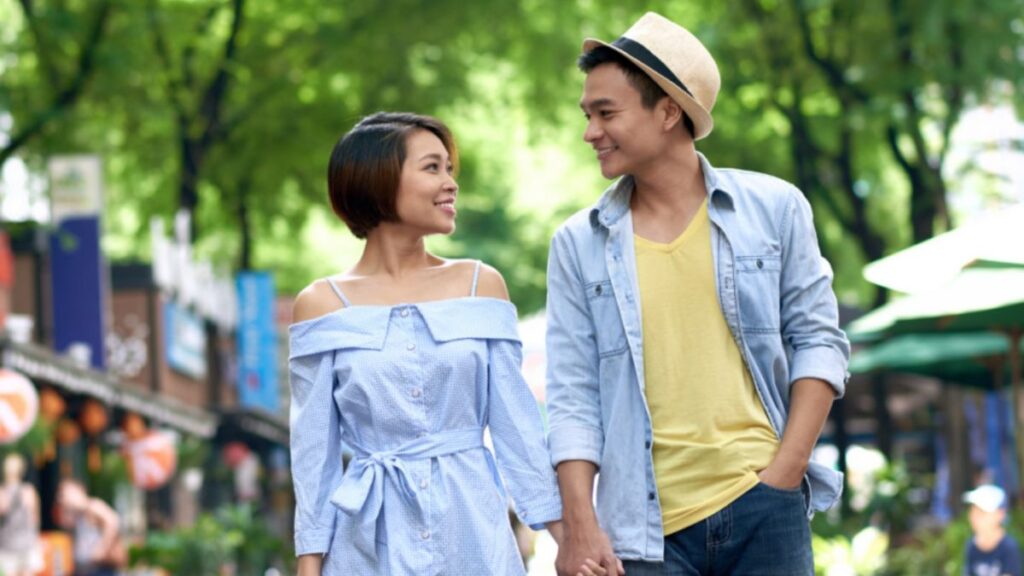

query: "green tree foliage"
(1, 0), (1022, 312)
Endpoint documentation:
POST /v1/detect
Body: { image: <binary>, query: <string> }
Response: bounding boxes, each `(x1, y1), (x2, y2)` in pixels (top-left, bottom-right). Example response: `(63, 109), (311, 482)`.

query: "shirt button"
(645, 441), (651, 450)
(407, 343), (416, 351)
(648, 492), (655, 501)
(421, 530), (431, 540)
(420, 479), (429, 489)
(400, 308), (410, 317)
(411, 388), (422, 398)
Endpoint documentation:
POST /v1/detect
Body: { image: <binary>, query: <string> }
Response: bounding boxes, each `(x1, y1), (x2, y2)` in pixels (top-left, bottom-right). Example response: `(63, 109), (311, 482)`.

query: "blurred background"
(0, 0), (1022, 574)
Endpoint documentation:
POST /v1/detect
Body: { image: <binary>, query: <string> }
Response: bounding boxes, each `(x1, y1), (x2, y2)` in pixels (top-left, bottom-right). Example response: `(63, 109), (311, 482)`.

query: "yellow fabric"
(634, 200), (779, 534)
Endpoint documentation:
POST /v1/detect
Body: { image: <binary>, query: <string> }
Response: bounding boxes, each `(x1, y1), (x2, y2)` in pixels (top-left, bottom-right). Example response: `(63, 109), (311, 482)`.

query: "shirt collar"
(588, 151), (735, 230)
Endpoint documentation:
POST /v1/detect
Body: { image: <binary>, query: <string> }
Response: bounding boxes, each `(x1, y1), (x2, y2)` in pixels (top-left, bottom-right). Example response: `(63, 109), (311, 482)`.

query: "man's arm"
(86, 497), (120, 562)
(757, 378), (834, 488)
(545, 231), (622, 576)
(764, 190), (850, 484)
(555, 461), (622, 576)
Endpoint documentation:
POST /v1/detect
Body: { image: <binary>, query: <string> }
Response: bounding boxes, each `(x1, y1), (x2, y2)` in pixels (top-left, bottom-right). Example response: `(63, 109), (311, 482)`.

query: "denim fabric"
(545, 153), (850, 562)
(289, 298), (561, 574)
(620, 483), (814, 575)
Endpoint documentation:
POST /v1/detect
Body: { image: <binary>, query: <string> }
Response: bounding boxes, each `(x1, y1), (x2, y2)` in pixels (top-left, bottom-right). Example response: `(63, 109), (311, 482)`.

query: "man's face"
(579, 63), (667, 179)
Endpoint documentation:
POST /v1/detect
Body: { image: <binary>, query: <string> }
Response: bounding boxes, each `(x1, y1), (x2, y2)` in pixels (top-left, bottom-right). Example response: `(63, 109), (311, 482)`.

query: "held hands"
(554, 521), (624, 576)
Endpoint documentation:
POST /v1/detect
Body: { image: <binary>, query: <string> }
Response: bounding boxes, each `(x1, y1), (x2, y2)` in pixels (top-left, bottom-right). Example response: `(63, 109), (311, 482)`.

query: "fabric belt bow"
(329, 426), (503, 560)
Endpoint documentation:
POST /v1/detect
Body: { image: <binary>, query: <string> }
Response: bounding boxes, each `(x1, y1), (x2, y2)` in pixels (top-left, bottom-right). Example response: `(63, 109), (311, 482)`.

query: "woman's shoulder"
(292, 278), (346, 324)
(440, 258), (509, 301)
(472, 261), (510, 301)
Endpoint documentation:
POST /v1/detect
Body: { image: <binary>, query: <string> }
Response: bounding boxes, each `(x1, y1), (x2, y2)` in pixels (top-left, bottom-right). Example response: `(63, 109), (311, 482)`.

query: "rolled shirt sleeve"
(779, 191), (851, 397)
(544, 230), (605, 467)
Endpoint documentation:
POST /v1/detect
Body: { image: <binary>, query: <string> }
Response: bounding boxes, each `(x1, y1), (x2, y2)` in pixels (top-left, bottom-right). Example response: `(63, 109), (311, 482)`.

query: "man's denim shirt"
(545, 153), (851, 562)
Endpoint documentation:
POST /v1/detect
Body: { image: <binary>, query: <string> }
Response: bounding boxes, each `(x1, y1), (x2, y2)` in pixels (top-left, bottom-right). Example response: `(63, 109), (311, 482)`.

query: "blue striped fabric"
(289, 297), (561, 574)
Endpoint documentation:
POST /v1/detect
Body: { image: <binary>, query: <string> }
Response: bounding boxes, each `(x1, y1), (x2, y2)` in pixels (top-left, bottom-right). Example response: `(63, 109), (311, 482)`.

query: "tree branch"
(145, 0), (189, 122)
(198, 0), (245, 150)
(0, 0), (113, 167)
(17, 0), (61, 89)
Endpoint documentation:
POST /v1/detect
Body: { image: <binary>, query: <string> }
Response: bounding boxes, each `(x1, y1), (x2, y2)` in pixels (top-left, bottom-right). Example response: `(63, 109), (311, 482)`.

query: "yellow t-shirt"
(634, 199), (779, 534)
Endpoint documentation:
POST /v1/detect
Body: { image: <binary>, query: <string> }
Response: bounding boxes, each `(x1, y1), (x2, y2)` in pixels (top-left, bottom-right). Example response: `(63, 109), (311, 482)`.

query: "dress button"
(400, 308), (410, 317)
(411, 388), (422, 398)
(421, 530), (431, 540)
(407, 343), (416, 351)
(420, 479), (429, 489)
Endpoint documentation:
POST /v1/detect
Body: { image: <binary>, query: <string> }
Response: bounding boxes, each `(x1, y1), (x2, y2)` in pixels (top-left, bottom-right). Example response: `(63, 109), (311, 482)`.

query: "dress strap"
(323, 278), (352, 307)
(470, 260), (482, 297)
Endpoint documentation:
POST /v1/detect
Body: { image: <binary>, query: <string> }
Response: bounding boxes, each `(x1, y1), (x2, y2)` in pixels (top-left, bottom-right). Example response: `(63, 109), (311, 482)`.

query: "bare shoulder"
(472, 261), (510, 301)
(293, 279), (346, 323)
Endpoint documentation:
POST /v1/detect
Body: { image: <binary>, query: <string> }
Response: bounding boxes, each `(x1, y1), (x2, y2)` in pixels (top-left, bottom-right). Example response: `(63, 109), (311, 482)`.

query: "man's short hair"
(578, 46), (695, 138)
(327, 112), (458, 239)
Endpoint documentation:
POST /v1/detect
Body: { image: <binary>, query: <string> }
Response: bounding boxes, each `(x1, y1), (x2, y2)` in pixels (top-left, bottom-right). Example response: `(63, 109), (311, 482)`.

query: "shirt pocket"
(585, 279), (629, 357)
(735, 255), (781, 333)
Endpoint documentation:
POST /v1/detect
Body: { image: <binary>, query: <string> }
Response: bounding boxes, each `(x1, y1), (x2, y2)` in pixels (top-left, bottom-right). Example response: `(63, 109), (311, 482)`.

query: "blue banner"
(236, 272), (278, 412)
(164, 300), (207, 379)
(50, 216), (107, 369)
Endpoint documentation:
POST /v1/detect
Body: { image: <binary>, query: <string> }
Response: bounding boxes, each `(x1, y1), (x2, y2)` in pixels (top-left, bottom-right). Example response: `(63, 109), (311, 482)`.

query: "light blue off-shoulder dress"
(288, 267), (562, 575)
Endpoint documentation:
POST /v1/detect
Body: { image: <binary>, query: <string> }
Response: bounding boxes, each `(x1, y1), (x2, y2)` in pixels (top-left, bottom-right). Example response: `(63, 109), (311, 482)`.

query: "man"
(963, 484), (1021, 576)
(545, 12), (850, 575)
(57, 479), (125, 576)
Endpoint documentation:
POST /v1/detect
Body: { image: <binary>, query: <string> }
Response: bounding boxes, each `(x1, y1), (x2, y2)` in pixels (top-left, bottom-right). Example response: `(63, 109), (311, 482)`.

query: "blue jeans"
(622, 483), (813, 575)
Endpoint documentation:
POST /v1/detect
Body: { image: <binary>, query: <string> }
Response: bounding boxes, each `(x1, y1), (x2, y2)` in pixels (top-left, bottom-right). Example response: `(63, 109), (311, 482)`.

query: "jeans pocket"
(757, 480), (803, 496)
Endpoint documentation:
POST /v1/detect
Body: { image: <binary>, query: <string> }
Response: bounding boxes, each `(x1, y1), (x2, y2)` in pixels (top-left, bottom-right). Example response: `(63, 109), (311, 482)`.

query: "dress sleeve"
(289, 350), (344, 556)
(486, 337), (563, 530)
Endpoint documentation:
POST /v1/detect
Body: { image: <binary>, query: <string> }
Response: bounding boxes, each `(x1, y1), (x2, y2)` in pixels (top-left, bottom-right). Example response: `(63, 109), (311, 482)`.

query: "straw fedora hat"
(582, 12), (720, 140)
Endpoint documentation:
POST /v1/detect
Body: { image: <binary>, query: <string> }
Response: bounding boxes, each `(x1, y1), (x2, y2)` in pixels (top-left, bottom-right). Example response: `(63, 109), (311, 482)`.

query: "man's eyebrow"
(580, 97), (615, 111)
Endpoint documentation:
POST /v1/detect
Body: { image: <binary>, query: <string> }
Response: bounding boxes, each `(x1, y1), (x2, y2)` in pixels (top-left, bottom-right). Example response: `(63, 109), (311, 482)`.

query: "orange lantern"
(79, 400), (108, 436)
(122, 413), (147, 441)
(38, 388), (65, 422)
(0, 369), (39, 444)
(55, 418), (80, 445)
(124, 431), (177, 490)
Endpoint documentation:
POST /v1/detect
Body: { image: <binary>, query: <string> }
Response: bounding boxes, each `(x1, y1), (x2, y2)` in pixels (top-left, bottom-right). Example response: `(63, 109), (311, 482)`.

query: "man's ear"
(660, 97), (684, 132)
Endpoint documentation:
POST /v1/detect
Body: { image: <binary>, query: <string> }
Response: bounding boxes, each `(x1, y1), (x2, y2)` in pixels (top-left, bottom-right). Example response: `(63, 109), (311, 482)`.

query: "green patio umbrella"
(849, 332), (1023, 389)
(863, 204), (1024, 294)
(847, 262), (1024, 485)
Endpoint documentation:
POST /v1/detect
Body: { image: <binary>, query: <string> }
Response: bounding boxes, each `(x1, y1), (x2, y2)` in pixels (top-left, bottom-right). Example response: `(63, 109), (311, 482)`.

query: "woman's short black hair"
(327, 112), (458, 238)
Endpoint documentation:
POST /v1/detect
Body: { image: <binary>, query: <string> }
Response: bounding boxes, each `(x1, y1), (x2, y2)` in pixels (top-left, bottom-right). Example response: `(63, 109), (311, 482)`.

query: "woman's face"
(392, 129), (458, 236)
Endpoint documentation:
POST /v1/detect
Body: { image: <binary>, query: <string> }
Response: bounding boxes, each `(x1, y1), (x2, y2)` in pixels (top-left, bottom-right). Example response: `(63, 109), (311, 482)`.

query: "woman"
(290, 112), (604, 575)
(0, 453), (41, 576)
